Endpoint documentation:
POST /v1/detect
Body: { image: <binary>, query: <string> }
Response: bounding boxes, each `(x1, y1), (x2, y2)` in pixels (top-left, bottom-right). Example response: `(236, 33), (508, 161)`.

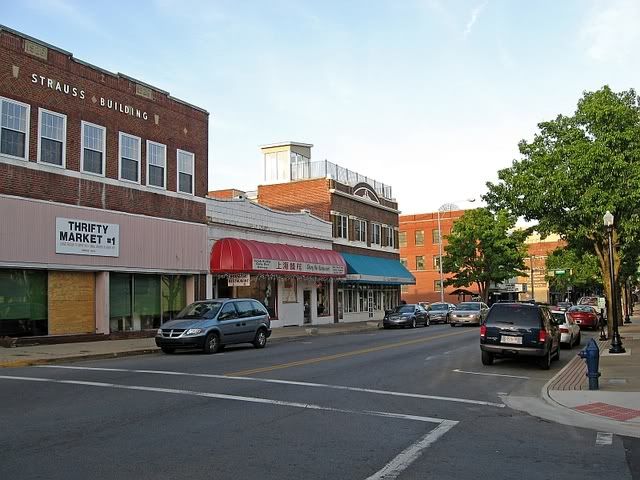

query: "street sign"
(555, 270), (566, 275)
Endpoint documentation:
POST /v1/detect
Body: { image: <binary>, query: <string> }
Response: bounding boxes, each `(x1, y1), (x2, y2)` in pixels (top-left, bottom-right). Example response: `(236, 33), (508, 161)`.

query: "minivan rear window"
(485, 304), (542, 327)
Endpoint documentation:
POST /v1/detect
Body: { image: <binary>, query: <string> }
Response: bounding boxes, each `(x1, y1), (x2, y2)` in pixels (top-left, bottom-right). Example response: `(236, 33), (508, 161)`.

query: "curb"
(538, 351), (640, 438)
(0, 323), (384, 368)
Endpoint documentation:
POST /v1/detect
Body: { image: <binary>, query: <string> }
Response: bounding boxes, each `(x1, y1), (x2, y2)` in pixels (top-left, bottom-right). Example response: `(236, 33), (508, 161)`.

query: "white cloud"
(582, 0), (640, 62)
(463, 2), (487, 38)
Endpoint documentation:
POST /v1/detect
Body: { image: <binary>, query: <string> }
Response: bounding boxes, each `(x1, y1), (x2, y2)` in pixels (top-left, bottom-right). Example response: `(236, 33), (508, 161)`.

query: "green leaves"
(442, 208), (528, 302)
(485, 86), (640, 322)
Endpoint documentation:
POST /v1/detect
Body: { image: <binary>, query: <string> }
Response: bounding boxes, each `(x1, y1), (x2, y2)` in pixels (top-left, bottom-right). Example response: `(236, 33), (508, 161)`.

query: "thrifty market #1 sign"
(56, 218), (120, 257)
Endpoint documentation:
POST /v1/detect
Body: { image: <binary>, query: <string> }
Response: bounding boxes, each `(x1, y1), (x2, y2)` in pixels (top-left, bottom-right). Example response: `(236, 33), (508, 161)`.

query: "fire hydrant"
(578, 338), (600, 390)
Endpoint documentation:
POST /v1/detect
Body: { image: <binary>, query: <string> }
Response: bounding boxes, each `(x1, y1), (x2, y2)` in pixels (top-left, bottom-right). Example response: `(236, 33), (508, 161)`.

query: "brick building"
(399, 209), (474, 304)
(0, 26), (209, 339)
(253, 142), (414, 322)
(520, 233), (566, 304)
(400, 208), (567, 305)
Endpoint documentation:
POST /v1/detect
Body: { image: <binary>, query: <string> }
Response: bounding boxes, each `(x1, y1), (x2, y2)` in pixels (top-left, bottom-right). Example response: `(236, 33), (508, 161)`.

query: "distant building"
(519, 233), (566, 304)
(399, 209), (475, 303)
(400, 207), (567, 304)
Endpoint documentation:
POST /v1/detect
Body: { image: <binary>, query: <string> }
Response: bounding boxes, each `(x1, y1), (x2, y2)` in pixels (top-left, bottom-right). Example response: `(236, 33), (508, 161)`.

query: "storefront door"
(303, 290), (311, 324)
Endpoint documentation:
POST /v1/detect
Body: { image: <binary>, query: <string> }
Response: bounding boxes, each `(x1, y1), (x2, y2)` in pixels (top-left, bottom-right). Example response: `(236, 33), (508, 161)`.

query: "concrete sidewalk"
(0, 320), (382, 368)
(542, 315), (640, 437)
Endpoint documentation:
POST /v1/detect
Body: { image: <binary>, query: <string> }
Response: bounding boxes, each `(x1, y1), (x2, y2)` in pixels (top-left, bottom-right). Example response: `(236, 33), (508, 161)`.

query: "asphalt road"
(0, 324), (636, 479)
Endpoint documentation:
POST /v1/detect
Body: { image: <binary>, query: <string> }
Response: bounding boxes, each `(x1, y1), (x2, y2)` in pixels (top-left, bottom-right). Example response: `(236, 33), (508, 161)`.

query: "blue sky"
(4, 0), (640, 213)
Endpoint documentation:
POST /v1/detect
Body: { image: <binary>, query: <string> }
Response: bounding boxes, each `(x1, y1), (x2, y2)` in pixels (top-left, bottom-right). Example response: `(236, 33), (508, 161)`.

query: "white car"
(551, 310), (581, 347)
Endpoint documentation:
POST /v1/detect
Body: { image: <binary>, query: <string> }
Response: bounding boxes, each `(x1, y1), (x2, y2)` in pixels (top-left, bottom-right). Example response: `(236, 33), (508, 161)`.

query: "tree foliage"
(545, 247), (601, 295)
(442, 208), (528, 303)
(484, 86), (640, 327)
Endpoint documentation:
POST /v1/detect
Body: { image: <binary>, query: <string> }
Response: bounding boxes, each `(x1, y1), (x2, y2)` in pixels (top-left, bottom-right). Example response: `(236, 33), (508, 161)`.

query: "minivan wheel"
(481, 351), (494, 365)
(552, 345), (560, 361)
(161, 347), (175, 354)
(203, 332), (220, 354)
(253, 328), (267, 349)
(410, 319), (416, 328)
(425, 318), (430, 327)
(575, 332), (581, 346)
(540, 349), (551, 370)
(450, 323), (456, 327)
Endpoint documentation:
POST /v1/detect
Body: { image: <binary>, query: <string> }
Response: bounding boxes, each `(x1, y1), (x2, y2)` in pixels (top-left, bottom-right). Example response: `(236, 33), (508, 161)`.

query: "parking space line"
(38, 365), (505, 408)
(453, 369), (530, 379)
(365, 420), (457, 480)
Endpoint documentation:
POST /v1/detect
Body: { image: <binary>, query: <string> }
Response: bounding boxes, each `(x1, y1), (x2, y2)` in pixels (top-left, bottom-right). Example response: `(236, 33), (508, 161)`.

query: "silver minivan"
(155, 298), (271, 354)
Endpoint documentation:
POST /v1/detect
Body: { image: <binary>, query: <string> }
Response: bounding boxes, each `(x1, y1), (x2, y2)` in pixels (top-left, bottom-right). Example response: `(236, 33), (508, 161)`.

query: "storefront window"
(282, 278), (297, 303)
(235, 276), (278, 318)
(110, 273), (186, 332)
(345, 287), (358, 313)
(0, 269), (47, 337)
(109, 273), (132, 332)
(316, 280), (330, 316)
(134, 274), (161, 330)
(161, 275), (186, 323)
(359, 287), (367, 312)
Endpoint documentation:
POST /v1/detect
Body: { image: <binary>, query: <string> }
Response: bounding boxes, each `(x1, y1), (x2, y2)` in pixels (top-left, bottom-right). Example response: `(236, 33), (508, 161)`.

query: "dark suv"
(480, 302), (561, 369)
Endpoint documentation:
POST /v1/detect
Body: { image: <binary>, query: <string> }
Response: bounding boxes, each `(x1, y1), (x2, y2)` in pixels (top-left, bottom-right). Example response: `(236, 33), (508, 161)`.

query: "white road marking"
(365, 420), (457, 480)
(38, 365), (505, 408)
(453, 369), (529, 380)
(596, 432), (613, 446)
(0, 374), (450, 425)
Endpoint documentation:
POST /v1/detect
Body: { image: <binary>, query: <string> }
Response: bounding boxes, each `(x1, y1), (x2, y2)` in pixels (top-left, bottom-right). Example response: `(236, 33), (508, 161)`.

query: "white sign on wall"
(227, 274), (251, 287)
(56, 218), (120, 257)
(252, 258), (345, 275)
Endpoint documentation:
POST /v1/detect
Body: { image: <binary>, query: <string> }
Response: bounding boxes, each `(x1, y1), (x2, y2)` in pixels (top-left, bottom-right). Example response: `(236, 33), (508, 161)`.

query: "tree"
(485, 86), (640, 332)
(545, 247), (602, 299)
(442, 208), (529, 303)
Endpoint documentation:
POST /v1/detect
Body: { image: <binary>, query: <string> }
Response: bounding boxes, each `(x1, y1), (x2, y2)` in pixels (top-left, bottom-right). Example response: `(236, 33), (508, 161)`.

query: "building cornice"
(330, 189), (400, 214)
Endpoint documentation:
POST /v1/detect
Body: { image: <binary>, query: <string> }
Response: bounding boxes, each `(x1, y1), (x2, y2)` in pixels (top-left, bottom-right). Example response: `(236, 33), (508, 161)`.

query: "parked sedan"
(383, 304), (430, 329)
(450, 301), (489, 327)
(428, 302), (456, 324)
(551, 309), (581, 347)
(567, 305), (599, 330)
(155, 298), (271, 354)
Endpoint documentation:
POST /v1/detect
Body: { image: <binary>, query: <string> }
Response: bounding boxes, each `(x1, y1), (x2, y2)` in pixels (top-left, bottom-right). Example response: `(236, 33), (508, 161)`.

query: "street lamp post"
(437, 198), (475, 304)
(604, 211), (625, 354)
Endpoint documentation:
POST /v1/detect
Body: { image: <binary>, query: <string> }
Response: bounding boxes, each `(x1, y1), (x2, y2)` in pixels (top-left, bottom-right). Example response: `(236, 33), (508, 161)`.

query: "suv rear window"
(485, 304), (542, 327)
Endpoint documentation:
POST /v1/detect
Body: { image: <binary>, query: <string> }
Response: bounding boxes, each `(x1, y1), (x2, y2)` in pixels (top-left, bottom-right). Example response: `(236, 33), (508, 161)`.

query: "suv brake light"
(480, 325), (487, 338)
(538, 329), (547, 342)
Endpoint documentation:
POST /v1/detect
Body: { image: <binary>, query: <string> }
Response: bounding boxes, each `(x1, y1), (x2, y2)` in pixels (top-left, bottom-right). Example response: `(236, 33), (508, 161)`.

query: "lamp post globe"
(604, 211), (625, 354)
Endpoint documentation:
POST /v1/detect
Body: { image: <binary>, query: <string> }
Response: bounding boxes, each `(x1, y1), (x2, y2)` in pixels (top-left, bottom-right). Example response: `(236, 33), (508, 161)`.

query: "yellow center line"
(225, 329), (475, 376)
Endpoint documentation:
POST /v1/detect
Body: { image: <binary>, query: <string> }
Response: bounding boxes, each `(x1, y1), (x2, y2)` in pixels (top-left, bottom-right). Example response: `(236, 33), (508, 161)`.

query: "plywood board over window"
(48, 272), (95, 334)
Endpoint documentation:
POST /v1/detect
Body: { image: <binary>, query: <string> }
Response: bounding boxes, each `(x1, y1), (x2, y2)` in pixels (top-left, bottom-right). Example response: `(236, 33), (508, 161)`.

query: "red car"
(566, 305), (599, 330)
